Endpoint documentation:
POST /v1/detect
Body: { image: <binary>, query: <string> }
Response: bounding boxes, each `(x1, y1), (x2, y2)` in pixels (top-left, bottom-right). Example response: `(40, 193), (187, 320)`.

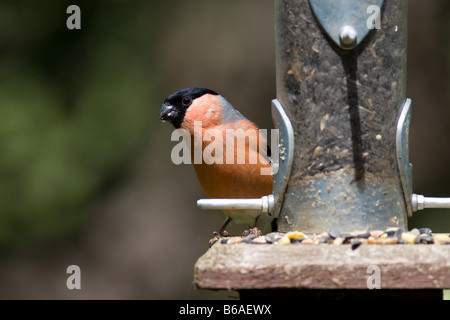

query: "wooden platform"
(194, 243), (450, 299)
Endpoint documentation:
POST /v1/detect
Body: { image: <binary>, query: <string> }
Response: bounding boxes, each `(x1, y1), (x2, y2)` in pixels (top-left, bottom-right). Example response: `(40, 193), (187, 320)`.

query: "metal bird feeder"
(198, 0), (450, 234)
(273, 0), (409, 232)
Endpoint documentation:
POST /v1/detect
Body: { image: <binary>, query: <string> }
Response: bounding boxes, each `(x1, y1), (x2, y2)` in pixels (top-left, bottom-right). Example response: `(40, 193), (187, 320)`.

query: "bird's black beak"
(159, 104), (177, 122)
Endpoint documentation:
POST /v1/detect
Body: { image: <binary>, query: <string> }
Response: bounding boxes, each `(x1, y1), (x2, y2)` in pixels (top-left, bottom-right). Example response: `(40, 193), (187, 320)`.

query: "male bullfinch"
(159, 88), (275, 236)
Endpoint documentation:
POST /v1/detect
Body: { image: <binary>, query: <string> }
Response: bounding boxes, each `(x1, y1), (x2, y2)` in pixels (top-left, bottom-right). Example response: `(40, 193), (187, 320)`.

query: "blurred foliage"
(0, 1), (162, 249)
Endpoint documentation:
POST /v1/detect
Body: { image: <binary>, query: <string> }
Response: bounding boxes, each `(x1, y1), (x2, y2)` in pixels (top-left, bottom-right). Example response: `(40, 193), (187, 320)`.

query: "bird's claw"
(242, 227), (262, 237)
(209, 229), (230, 247)
(215, 229), (229, 237)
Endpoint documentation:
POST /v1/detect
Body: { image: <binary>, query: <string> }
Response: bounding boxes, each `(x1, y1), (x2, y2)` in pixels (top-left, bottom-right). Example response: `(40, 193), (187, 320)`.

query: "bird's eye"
(182, 97), (192, 107)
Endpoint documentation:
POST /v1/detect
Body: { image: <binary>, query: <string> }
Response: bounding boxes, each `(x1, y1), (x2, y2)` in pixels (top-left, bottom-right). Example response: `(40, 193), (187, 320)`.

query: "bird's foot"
(242, 227), (262, 237)
(215, 229), (230, 237)
(208, 229), (230, 247)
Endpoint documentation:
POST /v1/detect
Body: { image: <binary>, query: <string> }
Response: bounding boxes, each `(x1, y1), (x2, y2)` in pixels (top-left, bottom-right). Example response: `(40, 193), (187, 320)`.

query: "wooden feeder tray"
(194, 237), (450, 300)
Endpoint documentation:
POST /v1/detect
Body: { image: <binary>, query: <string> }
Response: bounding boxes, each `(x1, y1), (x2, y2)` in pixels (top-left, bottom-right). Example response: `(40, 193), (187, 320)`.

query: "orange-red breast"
(160, 88), (274, 234)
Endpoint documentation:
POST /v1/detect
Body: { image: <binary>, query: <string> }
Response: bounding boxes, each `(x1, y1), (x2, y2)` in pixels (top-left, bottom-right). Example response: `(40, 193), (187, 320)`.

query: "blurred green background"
(0, 0), (448, 299)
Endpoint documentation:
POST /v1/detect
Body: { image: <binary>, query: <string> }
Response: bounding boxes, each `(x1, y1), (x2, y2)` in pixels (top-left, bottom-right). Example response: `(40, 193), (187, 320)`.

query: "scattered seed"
(215, 227), (448, 249)
(320, 113), (330, 131)
(313, 146), (324, 158)
(342, 234), (355, 242)
(288, 231), (305, 238)
(384, 230), (396, 237)
(370, 230), (384, 238)
(395, 228), (405, 239)
(355, 232), (371, 239)
(420, 234), (434, 244)
(264, 233), (279, 244)
(410, 228), (421, 237)
(434, 234), (450, 245)
(227, 237), (243, 244)
(241, 234), (258, 244)
(302, 238), (315, 245)
(378, 237), (398, 245)
(367, 236), (378, 244)
(327, 228), (342, 239)
(419, 227), (432, 235)
(290, 237), (303, 244)
(250, 237), (268, 244)
(401, 232), (419, 244)
(351, 240), (362, 250)
(279, 236), (291, 245)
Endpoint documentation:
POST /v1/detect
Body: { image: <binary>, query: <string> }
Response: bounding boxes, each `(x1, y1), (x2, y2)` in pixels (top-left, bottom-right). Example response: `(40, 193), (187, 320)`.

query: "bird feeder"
(272, 0), (409, 232)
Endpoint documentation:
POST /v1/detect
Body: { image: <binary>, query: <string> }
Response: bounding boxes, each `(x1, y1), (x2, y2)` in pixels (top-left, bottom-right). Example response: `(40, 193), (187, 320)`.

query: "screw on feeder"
(339, 26), (358, 49)
(309, 0), (384, 50)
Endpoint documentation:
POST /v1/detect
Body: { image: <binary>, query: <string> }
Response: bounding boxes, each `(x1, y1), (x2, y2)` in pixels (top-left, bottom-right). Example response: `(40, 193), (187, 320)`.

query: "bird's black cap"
(159, 87), (218, 128)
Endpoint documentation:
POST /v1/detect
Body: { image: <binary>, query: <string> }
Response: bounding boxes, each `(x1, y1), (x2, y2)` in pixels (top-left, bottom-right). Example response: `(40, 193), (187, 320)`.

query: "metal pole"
(412, 194), (450, 211)
(197, 196), (274, 213)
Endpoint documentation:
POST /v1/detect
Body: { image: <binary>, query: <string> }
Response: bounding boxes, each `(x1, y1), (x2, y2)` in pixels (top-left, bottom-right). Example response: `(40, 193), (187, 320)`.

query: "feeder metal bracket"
(309, 0), (384, 50)
(396, 99), (450, 214)
(271, 99), (295, 219)
(396, 98), (413, 217)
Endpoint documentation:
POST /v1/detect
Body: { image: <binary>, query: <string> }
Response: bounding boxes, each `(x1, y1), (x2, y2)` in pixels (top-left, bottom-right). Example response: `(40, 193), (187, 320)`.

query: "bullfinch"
(159, 88), (274, 236)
